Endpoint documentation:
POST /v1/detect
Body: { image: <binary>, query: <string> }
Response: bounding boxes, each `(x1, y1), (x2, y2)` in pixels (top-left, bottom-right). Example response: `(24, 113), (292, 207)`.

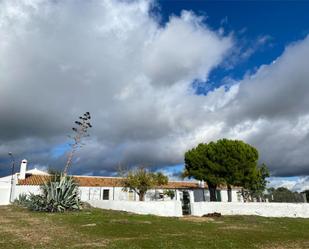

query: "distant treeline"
(265, 187), (308, 203)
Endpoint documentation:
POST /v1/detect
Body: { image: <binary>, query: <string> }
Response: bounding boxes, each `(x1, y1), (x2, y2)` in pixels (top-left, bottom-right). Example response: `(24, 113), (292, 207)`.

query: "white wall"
(191, 202), (309, 218)
(14, 185), (41, 199)
(88, 200), (183, 217)
(79, 187), (132, 201)
(79, 187), (176, 202)
(3, 184), (170, 203)
(0, 175), (13, 205)
(0, 187), (10, 205)
(0, 175), (11, 187)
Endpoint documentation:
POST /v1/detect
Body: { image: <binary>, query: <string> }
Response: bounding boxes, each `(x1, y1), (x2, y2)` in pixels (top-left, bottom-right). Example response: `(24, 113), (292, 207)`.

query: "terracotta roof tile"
(17, 175), (208, 189)
(18, 174), (241, 189)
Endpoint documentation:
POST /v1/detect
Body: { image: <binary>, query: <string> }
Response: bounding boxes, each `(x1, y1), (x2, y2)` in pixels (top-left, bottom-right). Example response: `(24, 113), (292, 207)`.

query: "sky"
(0, 0), (309, 191)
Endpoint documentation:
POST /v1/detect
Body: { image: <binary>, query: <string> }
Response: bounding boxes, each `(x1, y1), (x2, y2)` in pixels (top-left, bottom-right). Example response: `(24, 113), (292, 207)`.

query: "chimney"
(19, 159), (27, 180)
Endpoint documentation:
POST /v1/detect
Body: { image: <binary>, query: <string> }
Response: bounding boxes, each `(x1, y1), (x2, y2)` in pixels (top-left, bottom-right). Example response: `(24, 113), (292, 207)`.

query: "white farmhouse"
(0, 159), (244, 216)
(2, 160), (308, 218)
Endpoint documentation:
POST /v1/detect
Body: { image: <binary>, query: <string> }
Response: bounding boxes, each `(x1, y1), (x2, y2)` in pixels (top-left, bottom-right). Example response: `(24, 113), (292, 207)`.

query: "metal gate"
(181, 190), (191, 215)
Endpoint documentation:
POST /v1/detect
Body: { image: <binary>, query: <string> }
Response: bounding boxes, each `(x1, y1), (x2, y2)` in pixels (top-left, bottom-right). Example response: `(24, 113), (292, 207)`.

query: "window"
(193, 189), (205, 202)
(103, 189), (109, 200)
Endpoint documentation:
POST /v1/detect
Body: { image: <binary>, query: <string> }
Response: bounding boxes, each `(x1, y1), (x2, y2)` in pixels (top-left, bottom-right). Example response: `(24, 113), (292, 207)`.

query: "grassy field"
(0, 205), (308, 249)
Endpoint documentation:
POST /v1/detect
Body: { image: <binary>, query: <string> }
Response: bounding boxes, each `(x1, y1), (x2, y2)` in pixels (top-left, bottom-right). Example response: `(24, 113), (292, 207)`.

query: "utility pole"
(8, 152), (15, 203)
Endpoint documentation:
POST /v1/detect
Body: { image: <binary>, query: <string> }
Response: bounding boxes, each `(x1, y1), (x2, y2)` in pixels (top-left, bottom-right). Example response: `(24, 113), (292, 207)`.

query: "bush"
(27, 193), (47, 211)
(17, 175), (82, 212)
(164, 189), (175, 200)
(13, 193), (30, 207)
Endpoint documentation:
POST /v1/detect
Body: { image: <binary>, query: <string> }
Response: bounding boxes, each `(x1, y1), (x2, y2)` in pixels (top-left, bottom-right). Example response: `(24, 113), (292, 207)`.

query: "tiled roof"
(18, 175), (51, 186)
(159, 181), (202, 189)
(17, 175), (208, 189)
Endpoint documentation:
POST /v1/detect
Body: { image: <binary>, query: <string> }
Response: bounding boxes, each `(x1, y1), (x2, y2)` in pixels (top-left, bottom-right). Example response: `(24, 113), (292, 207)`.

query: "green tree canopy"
(240, 163), (270, 202)
(184, 139), (269, 202)
(184, 142), (225, 201)
(214, 139), (261, 201)
(122, 168), (168, 201)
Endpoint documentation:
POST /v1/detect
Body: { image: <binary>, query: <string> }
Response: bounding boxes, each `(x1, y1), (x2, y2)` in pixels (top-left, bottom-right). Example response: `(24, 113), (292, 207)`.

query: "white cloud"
(0, 0), (232, 174)
(143, 10), (232, 86)
(0, 0), (308, 178)
(268, 176), (309, 192)
(223, 36), (309, 176)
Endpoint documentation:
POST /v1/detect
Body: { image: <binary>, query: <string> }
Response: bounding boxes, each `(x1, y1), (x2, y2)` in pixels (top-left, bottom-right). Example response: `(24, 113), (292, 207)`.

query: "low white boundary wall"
(88, 200), (183, 217)
(191, 202), (309, 218)
(0, 187), (10, 205)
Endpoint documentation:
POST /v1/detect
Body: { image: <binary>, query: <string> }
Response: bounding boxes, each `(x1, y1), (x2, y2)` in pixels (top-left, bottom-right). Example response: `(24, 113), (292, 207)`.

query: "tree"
(184, 142), (225, 201)
(64, 112), (92, 174)
(267, 187), (304, 203)
(244, 164), (269, 201)
(122, 168), (168, 201)
(184, 139), (269, 202)
(213, 139), (260, 202)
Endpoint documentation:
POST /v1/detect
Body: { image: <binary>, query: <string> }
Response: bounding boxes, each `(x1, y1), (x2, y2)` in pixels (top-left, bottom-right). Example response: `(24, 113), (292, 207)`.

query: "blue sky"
(158, 0), (309, 92)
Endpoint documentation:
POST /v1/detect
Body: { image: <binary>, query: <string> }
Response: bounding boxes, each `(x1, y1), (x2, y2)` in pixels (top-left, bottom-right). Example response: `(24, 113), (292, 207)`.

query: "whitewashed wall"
(79, 187), (176, 202)
(0, 176), (11, 187)
(0, 175), (13, 205)
(0, 187), (10, 205)
(79, 187), (133, 201)
(191, 202), (309, 218)
(14, 185), (41, 199)
(4, 184), (168, 203)
(88, 200), (183, 217)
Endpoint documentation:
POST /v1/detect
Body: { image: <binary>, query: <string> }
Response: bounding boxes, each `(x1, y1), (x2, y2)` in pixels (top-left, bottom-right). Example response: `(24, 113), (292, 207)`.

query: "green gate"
(181, 191), (191, 215)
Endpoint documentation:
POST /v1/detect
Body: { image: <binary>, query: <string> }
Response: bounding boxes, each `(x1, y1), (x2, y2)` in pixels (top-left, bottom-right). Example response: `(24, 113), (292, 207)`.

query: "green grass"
(0, 205), (308, 249)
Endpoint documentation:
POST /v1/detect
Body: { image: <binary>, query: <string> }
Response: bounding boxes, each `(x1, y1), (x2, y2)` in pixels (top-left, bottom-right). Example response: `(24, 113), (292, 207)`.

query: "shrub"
(164, 189), (175, 200)
(27, 193), (47, 211)
(13, 193), (30, 207)
(17, 175), (82, 212)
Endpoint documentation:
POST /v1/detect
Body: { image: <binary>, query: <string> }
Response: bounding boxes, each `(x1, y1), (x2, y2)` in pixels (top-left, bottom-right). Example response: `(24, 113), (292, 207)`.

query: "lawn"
(0, 205), (308, 249)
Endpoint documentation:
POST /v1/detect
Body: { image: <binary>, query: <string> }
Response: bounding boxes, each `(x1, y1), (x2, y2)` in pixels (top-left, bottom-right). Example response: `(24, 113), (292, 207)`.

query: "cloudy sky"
(0, 0), (309, 191)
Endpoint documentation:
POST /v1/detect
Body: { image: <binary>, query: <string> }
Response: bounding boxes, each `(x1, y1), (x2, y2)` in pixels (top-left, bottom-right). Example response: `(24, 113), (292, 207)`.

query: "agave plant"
(13, 193), (30, 206)
(40, 175), (81, 212)
(27, 193), (47, 211)
(23, 175), (81, 212)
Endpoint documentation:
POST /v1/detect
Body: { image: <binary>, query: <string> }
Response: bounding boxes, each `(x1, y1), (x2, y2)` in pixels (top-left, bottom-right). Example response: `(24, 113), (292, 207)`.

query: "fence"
(88, 200), (183, 217)
(191, 202), (309, 218)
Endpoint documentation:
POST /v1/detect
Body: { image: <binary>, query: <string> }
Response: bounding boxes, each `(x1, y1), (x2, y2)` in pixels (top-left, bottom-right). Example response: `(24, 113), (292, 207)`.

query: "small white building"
(0, 159), (49, 205)
(0, 160), (243, 211)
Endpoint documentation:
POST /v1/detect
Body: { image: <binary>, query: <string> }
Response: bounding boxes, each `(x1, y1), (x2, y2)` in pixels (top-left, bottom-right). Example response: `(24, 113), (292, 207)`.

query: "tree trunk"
(241, 188), (250, 202)
(227, 185), (232, 202)
(139, 191), (145, 201)
(208, 182), (217, 202)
